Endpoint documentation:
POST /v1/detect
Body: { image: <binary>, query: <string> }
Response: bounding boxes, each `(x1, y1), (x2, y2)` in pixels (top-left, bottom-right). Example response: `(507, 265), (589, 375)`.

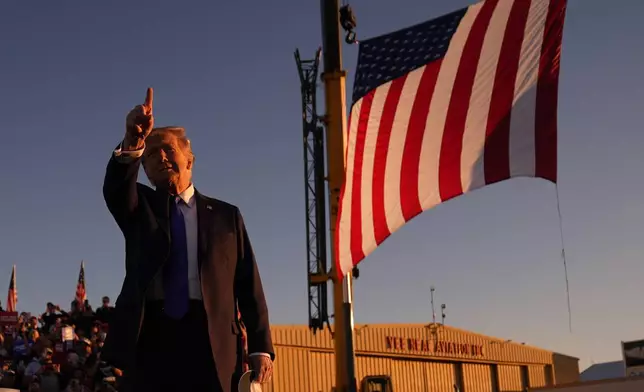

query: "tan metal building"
(261, 323), (579, 392)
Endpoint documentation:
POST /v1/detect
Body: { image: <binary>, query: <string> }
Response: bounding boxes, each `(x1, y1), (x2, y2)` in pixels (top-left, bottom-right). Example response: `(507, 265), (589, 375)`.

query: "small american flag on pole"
(337, 0), (567, 277)
(75, 261), (87, 309)
(236, 303), (249, 372)
(6, 265), (17, 312)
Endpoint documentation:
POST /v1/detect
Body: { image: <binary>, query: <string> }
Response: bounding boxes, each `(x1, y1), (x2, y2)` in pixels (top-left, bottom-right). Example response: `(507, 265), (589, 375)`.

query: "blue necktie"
(163, 197), (189, 319)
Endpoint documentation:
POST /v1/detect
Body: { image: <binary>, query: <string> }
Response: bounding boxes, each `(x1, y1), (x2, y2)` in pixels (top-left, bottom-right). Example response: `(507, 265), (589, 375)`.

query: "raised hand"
(124, 88), (154, 150)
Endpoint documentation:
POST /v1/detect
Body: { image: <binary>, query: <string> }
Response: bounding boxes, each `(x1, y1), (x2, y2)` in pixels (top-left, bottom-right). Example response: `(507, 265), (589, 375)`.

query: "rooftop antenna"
(430, 286), (436, 324)
(441, 304), (447, 325)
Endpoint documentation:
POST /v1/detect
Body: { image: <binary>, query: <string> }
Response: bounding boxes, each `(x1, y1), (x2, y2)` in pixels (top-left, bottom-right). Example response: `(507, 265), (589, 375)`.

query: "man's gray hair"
(148, 126), (194, 159)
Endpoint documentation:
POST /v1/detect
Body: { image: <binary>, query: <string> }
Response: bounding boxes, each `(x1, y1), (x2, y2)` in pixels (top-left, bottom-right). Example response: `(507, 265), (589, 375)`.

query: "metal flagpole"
(319, 0), (357, 390)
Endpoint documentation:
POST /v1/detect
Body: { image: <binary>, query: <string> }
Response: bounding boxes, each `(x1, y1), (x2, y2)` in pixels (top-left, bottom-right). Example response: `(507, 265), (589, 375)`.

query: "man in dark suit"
(102, 88), (274, 392)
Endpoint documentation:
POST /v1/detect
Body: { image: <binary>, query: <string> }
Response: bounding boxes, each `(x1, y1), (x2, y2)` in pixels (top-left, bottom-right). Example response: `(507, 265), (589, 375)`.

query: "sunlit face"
(143, 132), (193, 190)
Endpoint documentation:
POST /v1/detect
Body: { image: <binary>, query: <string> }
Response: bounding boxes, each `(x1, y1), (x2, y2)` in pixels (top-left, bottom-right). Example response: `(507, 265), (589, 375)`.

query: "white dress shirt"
(113, 142), (270, 359)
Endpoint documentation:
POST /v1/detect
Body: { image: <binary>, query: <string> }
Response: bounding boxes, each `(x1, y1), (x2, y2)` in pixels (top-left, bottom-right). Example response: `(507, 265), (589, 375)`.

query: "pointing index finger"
(144, 87), (153, 110)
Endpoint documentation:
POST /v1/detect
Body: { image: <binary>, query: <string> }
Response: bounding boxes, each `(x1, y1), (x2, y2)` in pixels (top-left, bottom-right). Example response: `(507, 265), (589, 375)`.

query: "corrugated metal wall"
(426, 361), (456, 392)
(356, 355), (391, 382)
(463, 363), (493, 392)
(270, 350), (558, 392)
(271, 352), (514, 392)
(391, 360), (427, 391)
(498, 364), (523, 391)
(308, 352), (335, 392)
(529, 365), (547, 388)
(262, 346), (311, 392)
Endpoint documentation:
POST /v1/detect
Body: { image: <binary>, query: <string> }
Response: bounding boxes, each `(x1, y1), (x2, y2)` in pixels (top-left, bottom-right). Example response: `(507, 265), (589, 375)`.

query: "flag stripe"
(508, 0), (549, 177)
(349, 93), (375, 263)
(536, 0), (565, 182)
(418, 3), (483, 212)
(439, 0), (499, 202)
(360, 84), (391, 256)
(372, 77), (406, 248)
(337, 101), (363, 273)
(483, 0), (531, 184)
(462, 0), (516, 192)
(400, 60), (442, 221)
(383, 72), (422, 237)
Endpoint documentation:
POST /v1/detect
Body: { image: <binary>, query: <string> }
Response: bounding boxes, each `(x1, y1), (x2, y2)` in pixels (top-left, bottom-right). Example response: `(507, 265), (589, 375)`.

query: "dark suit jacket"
(101, 150), (274, 391)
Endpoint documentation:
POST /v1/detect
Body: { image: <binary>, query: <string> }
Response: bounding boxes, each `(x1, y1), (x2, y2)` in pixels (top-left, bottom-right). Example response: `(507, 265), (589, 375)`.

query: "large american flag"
(6, 265), (17, 312)
(336, 0), (567, 277)
(75, 261), (87, 309)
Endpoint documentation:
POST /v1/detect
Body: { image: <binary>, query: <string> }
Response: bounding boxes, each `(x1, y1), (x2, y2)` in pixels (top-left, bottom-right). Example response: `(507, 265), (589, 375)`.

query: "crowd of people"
(0, 297), (119, 391)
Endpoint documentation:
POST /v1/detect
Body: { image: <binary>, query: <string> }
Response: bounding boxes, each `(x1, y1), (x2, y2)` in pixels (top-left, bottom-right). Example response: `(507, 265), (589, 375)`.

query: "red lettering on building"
(385, 336), (484, 357)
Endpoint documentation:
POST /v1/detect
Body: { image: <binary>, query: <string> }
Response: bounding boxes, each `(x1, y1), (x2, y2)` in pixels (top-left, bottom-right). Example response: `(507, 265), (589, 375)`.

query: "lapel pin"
(206, 205), (213, 210)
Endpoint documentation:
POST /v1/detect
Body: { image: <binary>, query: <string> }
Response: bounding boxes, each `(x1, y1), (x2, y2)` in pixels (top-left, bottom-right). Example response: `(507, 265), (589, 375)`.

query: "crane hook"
(339, 4), (358, 44)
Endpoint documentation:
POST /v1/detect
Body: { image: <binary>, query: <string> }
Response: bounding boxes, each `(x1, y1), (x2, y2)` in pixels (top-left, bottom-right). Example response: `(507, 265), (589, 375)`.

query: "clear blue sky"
(0, 0), (642, 370)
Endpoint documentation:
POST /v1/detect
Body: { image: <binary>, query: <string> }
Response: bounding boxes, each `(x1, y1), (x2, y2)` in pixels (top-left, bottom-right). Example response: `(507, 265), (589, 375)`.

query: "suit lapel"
(195, 190), (213, 273)
(195, 190), (231, 272)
